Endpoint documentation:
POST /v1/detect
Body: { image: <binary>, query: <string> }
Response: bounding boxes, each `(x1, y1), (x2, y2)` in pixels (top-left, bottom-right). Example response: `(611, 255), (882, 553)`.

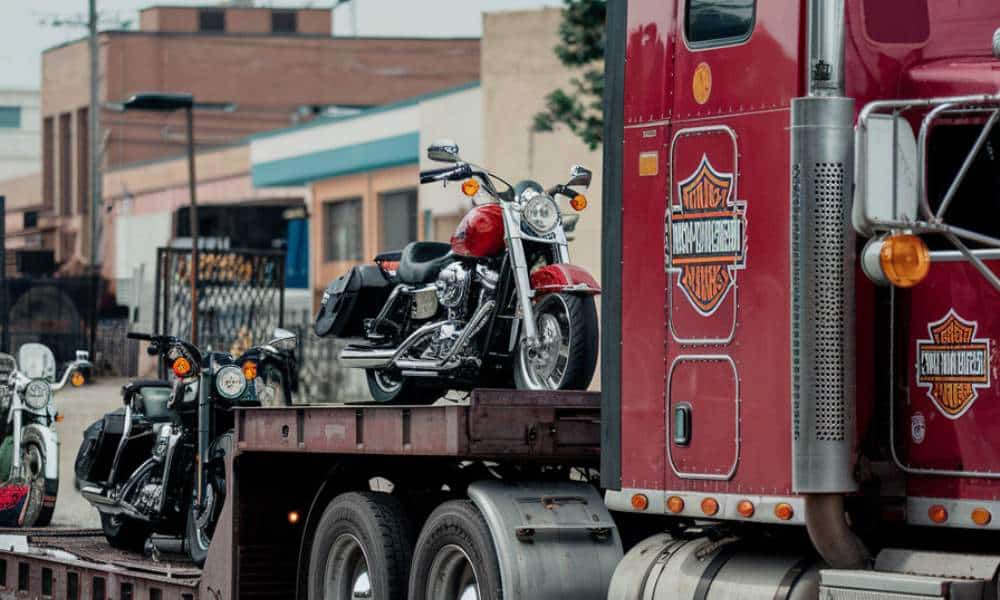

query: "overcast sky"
(0, 0), (564, 90)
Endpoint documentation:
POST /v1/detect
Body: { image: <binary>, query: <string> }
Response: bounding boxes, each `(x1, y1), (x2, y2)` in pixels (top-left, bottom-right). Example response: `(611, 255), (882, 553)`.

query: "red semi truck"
(4, 0), (1000, 598)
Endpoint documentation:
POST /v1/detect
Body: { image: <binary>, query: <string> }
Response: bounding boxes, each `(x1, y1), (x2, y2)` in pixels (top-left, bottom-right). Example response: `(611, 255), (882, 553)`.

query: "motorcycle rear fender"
(22, 423), (58, 480)
(530, 264), (602, 296)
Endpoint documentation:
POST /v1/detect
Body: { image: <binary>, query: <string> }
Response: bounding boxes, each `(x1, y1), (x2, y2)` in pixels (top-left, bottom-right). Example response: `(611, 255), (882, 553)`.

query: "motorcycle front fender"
(22, 423), (58, 481)
(530, 264), (602, 296)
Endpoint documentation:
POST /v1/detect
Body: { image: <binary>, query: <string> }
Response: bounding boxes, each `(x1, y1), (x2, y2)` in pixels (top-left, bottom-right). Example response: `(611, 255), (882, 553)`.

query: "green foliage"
(532, 0), (607, 151)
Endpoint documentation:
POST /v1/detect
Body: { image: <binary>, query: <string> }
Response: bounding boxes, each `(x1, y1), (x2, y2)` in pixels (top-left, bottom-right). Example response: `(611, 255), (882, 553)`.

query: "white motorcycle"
(0, 344), (90, 527)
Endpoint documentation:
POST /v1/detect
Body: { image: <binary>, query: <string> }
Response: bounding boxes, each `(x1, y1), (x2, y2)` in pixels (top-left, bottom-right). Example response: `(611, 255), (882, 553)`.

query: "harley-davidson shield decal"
(916, 310), (991, 419)
(667, 155), (747, 316)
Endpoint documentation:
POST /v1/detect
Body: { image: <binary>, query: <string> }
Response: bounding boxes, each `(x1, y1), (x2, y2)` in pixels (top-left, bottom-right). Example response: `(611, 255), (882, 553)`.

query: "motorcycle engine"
(436, 263), (472, 316)
(134, 480), (163, 516)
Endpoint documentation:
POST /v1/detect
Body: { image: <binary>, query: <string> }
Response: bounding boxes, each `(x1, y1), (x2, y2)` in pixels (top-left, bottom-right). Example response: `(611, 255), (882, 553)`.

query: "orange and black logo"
(667, 155), (747, 316)
(916, 310), (991, 419)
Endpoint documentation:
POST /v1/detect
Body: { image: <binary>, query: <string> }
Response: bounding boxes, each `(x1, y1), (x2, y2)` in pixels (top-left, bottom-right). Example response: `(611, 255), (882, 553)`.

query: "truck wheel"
(408, 500), (501, 600)
(100, 512), (150, 552)
(307, 492), (414, 600)
(514, 293), (598, 391)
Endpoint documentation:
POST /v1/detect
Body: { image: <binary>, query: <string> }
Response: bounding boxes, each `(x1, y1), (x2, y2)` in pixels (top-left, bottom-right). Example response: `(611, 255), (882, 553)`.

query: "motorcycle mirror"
(567, 164), (593, 189)
(268, 328), (297, 352)
(428, 139), (461, 163)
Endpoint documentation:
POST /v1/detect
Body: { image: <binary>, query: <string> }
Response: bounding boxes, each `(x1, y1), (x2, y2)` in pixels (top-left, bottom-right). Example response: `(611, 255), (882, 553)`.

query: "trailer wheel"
(307, 492), (414, 600)
(408, 500), (501, 600)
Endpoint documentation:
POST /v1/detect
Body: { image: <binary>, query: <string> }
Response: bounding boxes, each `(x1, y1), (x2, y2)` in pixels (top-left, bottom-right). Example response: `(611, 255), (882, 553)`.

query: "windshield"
(17, 344), (56, 381)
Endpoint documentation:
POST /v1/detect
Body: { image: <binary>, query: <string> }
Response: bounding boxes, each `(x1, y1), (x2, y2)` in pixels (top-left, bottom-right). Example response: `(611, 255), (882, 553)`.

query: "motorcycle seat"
(398, 242), (453, 284)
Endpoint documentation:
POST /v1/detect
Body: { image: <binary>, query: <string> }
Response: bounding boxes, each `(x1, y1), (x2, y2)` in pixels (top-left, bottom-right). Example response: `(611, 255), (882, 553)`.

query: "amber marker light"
(462, 178), (480, 197)
(737, 500), (755, 518)
(972, 508), (992, 526)
(667, 496), (685, 514)
(570, 194), (588, 212)
(243, 361), (258, 381)
(631, 494), (649, 512)
(774, 503), (794, 521)
(288, 511), (301, 525)
(701, 497), (719, 516)
(172, 357), (192, 378)
(54, 414), (64, 423)
(71, 372), (85, 387)
(880, 233), (930, 288)
(928, 504), (948, 524)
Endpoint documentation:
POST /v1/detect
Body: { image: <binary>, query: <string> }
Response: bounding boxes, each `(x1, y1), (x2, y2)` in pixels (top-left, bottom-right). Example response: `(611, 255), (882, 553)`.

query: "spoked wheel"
(365, 370), (441, 405)
(18, 431), (47, 528)
(408, 501), (501, 600)
(514, 293), (598, 391)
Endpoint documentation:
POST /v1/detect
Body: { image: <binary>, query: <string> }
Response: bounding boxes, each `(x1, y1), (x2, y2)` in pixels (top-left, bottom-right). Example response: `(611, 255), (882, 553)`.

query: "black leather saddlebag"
(75, 409), (154, 485)
(314, 265), (392, 338)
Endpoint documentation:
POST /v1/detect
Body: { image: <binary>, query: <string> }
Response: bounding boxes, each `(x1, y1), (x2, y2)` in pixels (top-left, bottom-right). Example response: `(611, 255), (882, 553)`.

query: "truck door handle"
(674, 404), (691, 446)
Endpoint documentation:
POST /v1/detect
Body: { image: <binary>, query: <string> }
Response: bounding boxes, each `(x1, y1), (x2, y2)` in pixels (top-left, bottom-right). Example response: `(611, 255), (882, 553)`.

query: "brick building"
(27, 3), (480, 265)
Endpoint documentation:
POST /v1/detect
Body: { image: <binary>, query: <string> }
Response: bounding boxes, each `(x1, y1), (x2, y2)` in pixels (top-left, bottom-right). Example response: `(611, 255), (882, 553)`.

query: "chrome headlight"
(215, 365), (247, 400)
(522, 191), (560, 235)
(24, 379), (50, 410)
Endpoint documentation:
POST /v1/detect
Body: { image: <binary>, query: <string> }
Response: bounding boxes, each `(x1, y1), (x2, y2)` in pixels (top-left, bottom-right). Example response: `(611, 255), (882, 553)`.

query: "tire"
(307, 491), (415, 600)
(365, 370), (442, 405)
(514, 293), (599, 391)
(186, 433), (231, 566)
(18, 429), (47, 528)
(100, 512), (150, 552)
(34, 477), (58, 527)
(408, 500), (502, 600)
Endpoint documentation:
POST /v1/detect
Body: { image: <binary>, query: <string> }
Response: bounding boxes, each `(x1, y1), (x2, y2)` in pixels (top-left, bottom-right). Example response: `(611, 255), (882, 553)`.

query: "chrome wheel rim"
(325, 533), (373, 600)
(372, 370), (403, 394)
(21, 446), (42, 481)
(517, 297), (571, 390)
(426, 544), (480, 600)
(193, 483), (216, 550)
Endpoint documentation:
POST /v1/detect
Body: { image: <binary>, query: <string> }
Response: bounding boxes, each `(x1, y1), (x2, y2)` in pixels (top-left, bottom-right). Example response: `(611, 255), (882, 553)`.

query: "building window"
(59, 112), (72, 217)
(685, 0), (755, 47)
(323, 198), (363, 262)
(23, 211), (38, 230)
(272, 10), (297, 33)
(0, 106), (21, 129)
(379, 189), (418, 251)
(199, 9), (225, 32)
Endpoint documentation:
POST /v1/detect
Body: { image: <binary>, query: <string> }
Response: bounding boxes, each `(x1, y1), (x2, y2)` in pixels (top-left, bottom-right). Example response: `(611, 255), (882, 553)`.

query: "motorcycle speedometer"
(24, 379), (50, 410)
(522, 191), (560, 235)
(215, 365), (247, 400)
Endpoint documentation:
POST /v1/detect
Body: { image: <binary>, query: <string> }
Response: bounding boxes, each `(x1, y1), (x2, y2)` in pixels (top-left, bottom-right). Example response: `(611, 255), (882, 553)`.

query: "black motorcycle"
(75, 329), (297, 564)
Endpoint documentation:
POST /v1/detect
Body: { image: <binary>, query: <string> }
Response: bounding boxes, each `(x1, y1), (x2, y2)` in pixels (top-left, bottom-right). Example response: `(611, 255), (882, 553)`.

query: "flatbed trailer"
(0, 389), (607, 599)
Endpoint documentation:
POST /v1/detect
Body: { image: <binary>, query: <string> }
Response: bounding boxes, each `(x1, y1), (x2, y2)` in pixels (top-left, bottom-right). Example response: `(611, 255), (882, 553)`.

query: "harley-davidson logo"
(916, 310), (991, 419)
(667, 155), (747, 316)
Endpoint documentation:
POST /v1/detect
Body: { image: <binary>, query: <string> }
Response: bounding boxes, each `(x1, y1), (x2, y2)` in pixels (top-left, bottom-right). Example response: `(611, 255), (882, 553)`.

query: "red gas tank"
(450, 203), (505, 258)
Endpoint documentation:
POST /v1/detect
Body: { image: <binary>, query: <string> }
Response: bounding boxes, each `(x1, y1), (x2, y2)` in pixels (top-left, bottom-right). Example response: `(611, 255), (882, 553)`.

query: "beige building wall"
(482, 8), (604, 387)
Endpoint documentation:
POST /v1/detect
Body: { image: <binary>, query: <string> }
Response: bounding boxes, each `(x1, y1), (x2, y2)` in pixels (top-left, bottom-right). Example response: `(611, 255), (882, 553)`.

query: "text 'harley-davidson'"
(75, 330), (297, 564)
(315, 140), (600, 403)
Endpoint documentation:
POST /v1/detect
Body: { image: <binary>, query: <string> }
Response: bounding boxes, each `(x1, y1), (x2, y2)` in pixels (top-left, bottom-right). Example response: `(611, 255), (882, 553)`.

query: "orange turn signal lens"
(243, 361), (258, 380)
(667, 496), (685, 514)
(55, 414), (64, 423)
(880, 233), (930, 288)
(775, 503), (794, 521)
(172, 357), (192, 378)
(737, 500), (755, 518)
(631, 494), (649, 511)
(701, 497), (719, 516)
(928, 504), (948, 524)
(570, 194), (588, 211)
(462, 178), (480, 197)
(71, 372), (85, 387)
(972, 507), (992, 526)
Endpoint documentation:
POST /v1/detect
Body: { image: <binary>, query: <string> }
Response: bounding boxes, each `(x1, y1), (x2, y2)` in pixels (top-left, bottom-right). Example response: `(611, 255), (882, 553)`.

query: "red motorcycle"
(315, 140), (600, 403)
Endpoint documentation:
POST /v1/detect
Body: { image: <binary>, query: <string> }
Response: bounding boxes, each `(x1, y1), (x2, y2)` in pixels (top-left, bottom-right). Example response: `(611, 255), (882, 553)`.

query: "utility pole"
(88, 0), (102, 270)
(185, 106), (199, 346)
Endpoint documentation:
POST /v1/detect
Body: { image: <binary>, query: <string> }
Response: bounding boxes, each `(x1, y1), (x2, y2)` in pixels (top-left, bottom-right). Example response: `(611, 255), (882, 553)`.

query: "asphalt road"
(50, 378), (128, 529)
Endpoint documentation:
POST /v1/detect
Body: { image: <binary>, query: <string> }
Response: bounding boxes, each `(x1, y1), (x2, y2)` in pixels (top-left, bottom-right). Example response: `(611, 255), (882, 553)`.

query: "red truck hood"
(902, 56), (1000, 97)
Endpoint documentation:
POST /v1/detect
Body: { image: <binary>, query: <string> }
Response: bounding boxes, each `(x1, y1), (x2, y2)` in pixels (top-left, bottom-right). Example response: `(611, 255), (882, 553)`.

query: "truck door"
(663, 0), (801, 486)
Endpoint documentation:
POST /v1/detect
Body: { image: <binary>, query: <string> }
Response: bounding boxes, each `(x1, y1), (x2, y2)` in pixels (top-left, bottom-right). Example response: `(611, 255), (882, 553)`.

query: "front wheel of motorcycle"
(18, 430), (47, 528)
(364, 370), (441, 405)
(185, 432), (231, 566)
(514, 293), (598, 391)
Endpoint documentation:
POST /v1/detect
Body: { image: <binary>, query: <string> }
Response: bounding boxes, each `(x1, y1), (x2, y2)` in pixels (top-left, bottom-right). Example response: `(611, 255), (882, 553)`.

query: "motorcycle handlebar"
(127, 332), (154, 341)
(419, 164), (473, 184)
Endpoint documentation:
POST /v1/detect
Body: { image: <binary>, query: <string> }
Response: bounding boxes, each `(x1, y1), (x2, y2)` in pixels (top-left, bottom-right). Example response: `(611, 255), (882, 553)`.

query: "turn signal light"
(71, 372), (85, 387)
(667, 496), (685, 514)
(243, 361), (258, 380)
(172, 357), (192, 378)
(631, 494), (649, 511)
(737, 500), (755, 518)
(462, 178), (480, 197)
(570, 194), (588, 211)
(972, 507), (992, 526)
(928, 504), (948, 524)
(774, 503), (794, 521)
(880, 233), (930, 288)
(55, 414), (64, 423)
(701, 497), (719, 516)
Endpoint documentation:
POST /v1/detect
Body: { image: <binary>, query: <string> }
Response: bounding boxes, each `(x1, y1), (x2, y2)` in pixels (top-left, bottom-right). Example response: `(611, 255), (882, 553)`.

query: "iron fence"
(283, 309), (367, 404)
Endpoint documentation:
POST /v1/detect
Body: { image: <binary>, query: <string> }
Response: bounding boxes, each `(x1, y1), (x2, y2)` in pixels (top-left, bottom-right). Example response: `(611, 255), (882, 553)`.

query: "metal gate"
(154, 248), (286, 354)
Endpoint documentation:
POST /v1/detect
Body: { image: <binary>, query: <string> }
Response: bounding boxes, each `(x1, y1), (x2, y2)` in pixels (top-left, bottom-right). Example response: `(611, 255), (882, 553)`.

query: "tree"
(532, 0), (607, 151)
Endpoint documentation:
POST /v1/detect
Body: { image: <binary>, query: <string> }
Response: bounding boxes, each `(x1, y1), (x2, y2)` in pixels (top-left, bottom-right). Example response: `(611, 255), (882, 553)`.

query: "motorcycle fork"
(10, 400), (20, 474)
(196, 359), (211, 509)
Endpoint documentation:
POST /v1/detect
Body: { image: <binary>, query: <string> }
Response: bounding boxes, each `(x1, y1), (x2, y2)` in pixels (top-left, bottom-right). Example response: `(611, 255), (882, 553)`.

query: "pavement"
(50, 378), (128, 529)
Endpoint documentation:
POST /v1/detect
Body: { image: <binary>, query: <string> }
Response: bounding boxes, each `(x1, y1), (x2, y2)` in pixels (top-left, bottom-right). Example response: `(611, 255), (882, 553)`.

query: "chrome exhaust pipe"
(338, 347), (396, 369)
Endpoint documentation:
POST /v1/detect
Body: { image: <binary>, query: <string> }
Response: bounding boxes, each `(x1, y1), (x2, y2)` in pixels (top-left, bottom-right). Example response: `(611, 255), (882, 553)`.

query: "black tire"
(18, 429), (47, 528)
(100, 512), (150, 552)
(307, 491), (415, 600)
(514, 293), (599, 391)
(365, 370), (442, 405)
(186, 433), (231, 566)
(34, 477), (58, 527)
(408, 500), (502, 600)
